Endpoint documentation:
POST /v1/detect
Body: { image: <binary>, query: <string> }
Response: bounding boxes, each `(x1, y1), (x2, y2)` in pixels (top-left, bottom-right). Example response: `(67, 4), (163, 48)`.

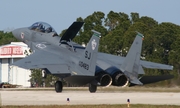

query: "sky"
(0, 0), (179, 33)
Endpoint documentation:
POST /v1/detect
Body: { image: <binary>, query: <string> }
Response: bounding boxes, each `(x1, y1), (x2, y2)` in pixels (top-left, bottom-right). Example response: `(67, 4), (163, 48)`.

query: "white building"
(0, 42), (31, 87)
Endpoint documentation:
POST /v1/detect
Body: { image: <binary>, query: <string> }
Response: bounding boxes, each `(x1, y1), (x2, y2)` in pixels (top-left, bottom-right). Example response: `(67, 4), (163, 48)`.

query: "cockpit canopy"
(29, 22), (57, 34)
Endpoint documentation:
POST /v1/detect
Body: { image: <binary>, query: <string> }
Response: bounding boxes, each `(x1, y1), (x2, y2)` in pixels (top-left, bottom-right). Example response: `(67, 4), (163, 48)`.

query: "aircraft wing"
(12, 42), (68, 71)
(140, 60), (173, 70)
(12, 50), (64, 69)
(97, 53), (173, 70)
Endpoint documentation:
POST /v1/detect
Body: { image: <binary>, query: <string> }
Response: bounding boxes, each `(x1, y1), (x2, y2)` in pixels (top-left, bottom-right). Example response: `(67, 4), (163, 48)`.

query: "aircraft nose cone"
(12, 28), (21, 40)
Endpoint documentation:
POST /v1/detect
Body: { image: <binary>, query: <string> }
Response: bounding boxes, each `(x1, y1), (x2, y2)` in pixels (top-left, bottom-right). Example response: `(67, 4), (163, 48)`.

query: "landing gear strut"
(89, 83), (97, 93)
(55, 81), (63, 93)
(42, 69), (47, 78)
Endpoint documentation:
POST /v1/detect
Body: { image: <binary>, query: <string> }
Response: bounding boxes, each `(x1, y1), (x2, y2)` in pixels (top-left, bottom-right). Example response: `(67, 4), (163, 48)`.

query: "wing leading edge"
(140, 60), (173, 70)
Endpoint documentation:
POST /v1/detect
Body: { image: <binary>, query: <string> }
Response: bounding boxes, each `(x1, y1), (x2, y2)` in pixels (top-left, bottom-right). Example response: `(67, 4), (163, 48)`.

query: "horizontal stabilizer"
(60, 22), (84, 42)
(129, 75), (174, 87)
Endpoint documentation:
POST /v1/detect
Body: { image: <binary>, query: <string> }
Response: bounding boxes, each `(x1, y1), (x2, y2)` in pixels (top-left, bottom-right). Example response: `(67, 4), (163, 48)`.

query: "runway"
(1, 90), (180, 105)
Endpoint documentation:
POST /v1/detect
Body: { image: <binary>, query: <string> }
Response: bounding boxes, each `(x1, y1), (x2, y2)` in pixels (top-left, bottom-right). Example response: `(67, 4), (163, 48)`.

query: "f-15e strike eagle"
(12, 21), (173, 93)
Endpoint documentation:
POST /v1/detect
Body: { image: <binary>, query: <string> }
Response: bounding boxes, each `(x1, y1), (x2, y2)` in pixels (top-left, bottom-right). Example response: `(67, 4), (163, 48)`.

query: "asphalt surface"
(0, 90), (180, 105)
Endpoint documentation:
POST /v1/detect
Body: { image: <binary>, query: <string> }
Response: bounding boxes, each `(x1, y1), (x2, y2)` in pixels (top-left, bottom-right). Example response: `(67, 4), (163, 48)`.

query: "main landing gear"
(89, 83), (97, 93)
(55, 81), (63, 93)
(55, 81), (97, 93)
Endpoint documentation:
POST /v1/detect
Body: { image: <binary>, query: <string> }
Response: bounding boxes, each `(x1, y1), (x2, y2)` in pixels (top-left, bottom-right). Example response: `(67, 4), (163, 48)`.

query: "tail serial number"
(79, 61), (89, 70)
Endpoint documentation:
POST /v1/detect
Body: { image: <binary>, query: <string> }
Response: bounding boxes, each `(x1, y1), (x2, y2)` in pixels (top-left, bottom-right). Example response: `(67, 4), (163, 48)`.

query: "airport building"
(0, 42), (31, 87)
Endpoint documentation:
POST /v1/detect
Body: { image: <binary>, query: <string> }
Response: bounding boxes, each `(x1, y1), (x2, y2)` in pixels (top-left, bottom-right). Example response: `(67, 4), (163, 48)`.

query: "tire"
(89, 83), (97, 93)
(55, 81), (63, 93)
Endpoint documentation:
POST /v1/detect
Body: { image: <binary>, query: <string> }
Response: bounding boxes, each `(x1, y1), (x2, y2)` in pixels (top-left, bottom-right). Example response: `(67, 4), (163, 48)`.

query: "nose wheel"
(89, 83), (97, 93)
(55, 81), (63, 93)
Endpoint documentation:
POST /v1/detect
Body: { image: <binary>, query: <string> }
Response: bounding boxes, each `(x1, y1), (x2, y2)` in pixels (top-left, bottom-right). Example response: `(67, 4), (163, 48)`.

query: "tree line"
(64, 11), (180, 86)
(73, 11), (180, 76)
(1, 11), (180, 87)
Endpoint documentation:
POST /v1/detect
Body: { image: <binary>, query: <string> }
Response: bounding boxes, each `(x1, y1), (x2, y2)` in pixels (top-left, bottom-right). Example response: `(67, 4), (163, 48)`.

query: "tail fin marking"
(77, 30), (101, 76)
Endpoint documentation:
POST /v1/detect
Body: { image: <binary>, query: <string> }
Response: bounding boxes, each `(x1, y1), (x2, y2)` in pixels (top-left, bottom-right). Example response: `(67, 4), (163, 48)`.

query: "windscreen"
(29, 22), (57, 34)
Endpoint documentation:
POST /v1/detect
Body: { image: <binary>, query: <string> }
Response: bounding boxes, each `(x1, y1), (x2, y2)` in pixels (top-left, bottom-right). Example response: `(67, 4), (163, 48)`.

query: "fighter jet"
(12, 22), (173, 93)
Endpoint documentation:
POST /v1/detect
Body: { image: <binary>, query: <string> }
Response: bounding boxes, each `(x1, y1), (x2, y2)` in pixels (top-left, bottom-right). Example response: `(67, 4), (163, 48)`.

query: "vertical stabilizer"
(120, 32), (144, 85)
(77, 30), (101, 76)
